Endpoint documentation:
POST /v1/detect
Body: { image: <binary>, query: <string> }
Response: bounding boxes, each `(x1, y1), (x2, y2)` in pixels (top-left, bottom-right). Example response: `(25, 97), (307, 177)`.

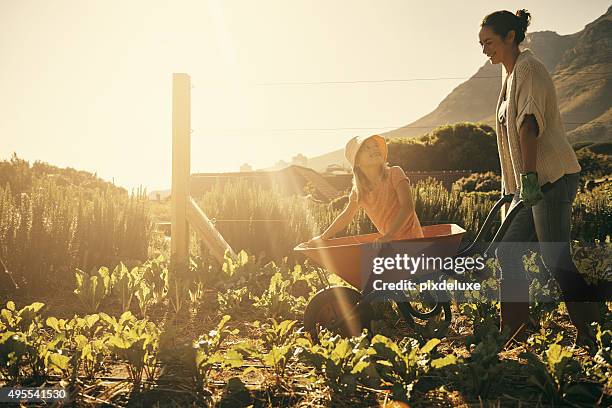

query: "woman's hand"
(520, 171), (543, 207)
(307, 234), (329, 245)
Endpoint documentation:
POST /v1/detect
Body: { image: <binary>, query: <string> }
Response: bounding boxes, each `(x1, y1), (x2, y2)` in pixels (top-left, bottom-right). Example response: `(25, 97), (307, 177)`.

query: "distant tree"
(0, 153), (32, 195)
(0, 153), (125, 196)
(387, 122), (500, 172)
(453, 171), (501, 192)
(291, 153), (308, 166)
(576, 148), (612, 178)
(303, 181), (317, 196)
(275, 160), (289, 169)
(240, 163), (253, 172)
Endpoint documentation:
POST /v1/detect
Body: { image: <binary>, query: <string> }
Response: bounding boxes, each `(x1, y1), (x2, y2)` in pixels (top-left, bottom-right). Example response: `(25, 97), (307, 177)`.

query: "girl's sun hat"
(344, 135), (388, 169)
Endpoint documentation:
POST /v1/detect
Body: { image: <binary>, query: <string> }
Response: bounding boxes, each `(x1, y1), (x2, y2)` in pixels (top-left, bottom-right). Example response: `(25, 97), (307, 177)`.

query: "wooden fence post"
(171, 73), (191, 272)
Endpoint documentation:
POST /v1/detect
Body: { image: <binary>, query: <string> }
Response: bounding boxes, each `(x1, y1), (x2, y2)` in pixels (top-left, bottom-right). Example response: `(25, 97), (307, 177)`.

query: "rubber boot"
(499, 278), (531, 342)
(565, 301), (601, 353)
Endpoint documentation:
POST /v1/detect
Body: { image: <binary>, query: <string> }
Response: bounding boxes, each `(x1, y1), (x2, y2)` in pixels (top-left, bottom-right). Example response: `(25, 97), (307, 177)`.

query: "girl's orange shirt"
(349, 166), (424, 240)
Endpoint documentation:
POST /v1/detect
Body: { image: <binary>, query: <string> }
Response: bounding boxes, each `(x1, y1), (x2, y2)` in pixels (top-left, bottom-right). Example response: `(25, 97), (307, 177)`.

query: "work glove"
(520, 171), (543, 207)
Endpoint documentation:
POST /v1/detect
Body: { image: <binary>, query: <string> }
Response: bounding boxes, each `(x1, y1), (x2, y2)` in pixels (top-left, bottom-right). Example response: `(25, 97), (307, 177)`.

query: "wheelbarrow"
(294, 193), (525, 339)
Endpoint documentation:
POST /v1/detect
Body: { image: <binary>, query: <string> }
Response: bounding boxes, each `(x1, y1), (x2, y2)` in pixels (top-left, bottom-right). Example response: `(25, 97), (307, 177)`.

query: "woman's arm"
(377, 180), (415, 241)
(314, 198), (359, 240)
(518, 113), (543, 206)
(519, 114), (539, 173)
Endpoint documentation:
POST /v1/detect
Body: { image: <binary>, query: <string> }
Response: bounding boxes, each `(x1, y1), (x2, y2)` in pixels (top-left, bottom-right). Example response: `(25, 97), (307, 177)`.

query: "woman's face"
(356, 138), (384, 167)
(478, 25), (515, 65)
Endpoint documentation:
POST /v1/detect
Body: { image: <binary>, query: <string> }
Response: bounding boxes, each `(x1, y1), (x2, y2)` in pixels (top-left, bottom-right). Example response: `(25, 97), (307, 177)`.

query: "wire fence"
(194, 71), (612, 87)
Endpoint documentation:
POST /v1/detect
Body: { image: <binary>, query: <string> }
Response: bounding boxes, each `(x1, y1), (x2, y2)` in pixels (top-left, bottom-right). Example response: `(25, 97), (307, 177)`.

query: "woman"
(478, 9), (600, 346)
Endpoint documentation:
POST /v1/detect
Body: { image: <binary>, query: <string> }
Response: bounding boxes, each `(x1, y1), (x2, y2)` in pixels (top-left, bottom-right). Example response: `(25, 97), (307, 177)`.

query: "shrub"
(0, 163), (152, 292)
(387, 123), (500, 172)
(575, 149), (612, 179)
(453, 172), (501, 193)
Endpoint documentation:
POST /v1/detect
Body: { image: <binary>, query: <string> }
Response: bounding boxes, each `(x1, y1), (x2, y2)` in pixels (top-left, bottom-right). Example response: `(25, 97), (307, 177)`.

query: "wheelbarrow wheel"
(304, 286), (370, 341)
(403, 297), (452, 323)
(405, 289), (451, 321)
(395, 288), (452, 335)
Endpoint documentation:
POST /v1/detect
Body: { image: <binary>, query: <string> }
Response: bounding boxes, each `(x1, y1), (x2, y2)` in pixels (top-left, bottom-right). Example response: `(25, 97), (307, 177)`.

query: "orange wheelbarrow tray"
(294, 223), (466, 290)
(293, 194), (523, 338)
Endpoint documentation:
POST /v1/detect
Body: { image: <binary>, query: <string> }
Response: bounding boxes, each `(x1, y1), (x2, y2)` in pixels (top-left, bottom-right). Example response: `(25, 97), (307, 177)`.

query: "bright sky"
(1, 0), (609, 191)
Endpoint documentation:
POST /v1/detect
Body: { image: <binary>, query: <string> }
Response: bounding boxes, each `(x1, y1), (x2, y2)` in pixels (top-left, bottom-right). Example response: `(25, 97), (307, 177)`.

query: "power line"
(163, 218), (607, 224)
(203, 126), (407, 132)
(565, 122), (609, 125)
(212, 219), (288, 222)
(194, 71), (610, 132)
(200, 122), (608, 133)
(253, 72), (612, 86)
(256, 77), (483, 85)
(195, 72), (612, 88)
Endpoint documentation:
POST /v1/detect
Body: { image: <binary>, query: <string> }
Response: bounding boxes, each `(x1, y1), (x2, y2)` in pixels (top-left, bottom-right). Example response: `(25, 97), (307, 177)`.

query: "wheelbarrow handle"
(483, 199), (525, 256)
(483, 182), (556, 256)
(456, 194), (514, 257)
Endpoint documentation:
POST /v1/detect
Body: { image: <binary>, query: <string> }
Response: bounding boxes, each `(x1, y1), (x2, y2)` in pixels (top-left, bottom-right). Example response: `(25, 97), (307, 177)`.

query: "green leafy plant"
(46, 314), (109, 379)
(253, 272), (306, 319)
(298, 331), (376, 397)
(167, 259), (191, 314)
(103, 312), (160, 385)
(572, 240), (612, 286)
(78, 336), (108, 380)
(189, 281), (205, 304)
(193, 315), (240, 388)
(217, 287), (251, 315)
(44, 348), (78, 385)
(584, 324), (612, 390)
(370, 335), (456, 402)
(462, 317), (507, 398)
(221, 250), (252, 281)
(74, 267), (112, 313)
(140, 255), (168, 303)
(135, 282), (154, 318)
(245, 319), (301, 388)
(521, 343), (602, 405)
(458, 261), (500, 326)
(527, 327), (565, 355)
(0, 301), (46, 381)
(111, 263), (144, 313)
(214, 250), (286, 295)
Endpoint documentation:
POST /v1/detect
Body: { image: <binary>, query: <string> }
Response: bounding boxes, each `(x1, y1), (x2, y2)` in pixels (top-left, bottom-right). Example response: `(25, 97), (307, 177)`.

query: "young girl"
(309, 135), (424, 245)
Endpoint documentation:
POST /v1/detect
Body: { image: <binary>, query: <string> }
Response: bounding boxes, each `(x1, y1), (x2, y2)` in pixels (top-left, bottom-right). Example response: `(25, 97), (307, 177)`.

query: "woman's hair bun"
(515, 9), (531, 33)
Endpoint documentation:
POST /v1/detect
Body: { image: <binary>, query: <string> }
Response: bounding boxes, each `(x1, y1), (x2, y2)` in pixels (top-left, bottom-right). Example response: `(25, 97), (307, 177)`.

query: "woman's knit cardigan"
(495, 49), (581, 195)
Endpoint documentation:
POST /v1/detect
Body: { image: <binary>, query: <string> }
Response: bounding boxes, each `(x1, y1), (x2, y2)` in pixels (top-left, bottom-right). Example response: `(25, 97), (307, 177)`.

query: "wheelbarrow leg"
(395, 300), (416, 327)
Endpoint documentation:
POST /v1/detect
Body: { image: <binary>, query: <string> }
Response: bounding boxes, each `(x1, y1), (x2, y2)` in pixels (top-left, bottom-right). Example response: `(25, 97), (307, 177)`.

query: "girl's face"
(478, 25), (515, 65)
(356, 138), (384, 167)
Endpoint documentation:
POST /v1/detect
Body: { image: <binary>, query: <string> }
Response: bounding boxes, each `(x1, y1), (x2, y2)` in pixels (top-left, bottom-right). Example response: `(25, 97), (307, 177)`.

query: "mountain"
(556, 6), (612, 142)
(567, 107), (612, 143)
(302, 6), (611, 172)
